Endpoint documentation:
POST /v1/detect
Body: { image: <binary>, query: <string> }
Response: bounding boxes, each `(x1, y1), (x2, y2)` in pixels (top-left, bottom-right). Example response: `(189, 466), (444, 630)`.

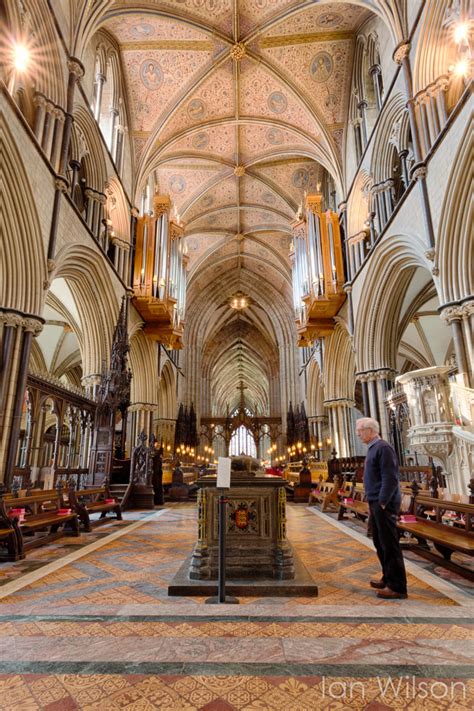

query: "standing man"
(356, 417), (408, 599)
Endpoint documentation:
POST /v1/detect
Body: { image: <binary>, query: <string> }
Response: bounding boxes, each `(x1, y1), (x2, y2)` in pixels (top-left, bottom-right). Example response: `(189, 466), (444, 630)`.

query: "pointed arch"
(306, 358), (324, 417)
(354, 234), (436, 371)
(0, 113), (46, 315)
(323, 322), (356, 402)
(104, 176), (131, 244)
(129, 329), (158, 404)
(71, 105), (108, 190)
(436, 120), (474, 304)
(52, 245), (119, 376)
(158, 359), (177, 421)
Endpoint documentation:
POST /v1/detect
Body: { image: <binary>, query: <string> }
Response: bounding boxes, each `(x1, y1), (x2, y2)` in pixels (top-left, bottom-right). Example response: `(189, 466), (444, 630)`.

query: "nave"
(0, 503), (472, 710)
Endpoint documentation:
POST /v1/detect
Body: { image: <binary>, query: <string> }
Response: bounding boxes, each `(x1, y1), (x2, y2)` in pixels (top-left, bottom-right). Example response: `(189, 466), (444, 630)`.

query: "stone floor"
(0, 503), (472, 709)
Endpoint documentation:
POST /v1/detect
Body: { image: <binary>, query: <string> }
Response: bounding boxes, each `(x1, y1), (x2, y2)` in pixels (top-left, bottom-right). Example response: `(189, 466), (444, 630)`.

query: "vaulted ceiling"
(99, 1), (373, 413)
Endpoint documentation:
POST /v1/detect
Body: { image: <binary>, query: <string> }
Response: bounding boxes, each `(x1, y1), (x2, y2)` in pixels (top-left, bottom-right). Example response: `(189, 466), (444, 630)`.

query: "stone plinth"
(189, 473), (295, 581)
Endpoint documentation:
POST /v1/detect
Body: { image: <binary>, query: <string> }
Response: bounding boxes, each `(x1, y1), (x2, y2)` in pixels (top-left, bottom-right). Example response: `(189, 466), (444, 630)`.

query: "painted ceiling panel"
(239, 60), (318, 138)
(160, 124), (236, 162)
(240, 175), (294, 218)
(239, 123), (314, 164)
(158, 64), (235, 144)
(183, 176), (237, 222)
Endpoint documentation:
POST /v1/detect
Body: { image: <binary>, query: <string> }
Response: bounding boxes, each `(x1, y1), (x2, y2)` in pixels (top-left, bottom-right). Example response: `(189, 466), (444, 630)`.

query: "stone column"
(41, 101), (54, 156)
(369, 64), (383, 110)
(33, 93), (47, 141)
(93, 73), (106, 121)
(324, 400), (355, 457)
(81, 374), (101, 401)
(0, 313), (43, 487)
(441, 305), (472, 387)
(393, 41), (435, 250)
(49, 108), (66, 173)
(434, 75), (449, 127)
(358, 100), (368, 146)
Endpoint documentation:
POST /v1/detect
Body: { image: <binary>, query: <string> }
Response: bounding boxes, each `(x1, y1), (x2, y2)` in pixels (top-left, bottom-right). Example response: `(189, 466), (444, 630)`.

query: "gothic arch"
(71, 105), (108, 190)
(128, 329), (158, 404)
(306, 359), (324, 417)
(354, 233), (435, 371)
(158, 359), (177, 421)
(104, 177), (131, 244)
(347, 169), (373, 237)
(0, 114), (46, 315)
(323, 322), (356, 402)
(51, 245), (118, 377)
(370, 93), (409, 183)
(412, 0), (468, 96)
(436, 120), (473, 305)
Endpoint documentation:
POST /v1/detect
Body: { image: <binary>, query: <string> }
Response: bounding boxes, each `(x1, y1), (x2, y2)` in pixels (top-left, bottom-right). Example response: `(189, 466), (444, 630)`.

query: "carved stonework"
(230, 43), (246, 62)
(393, 42), (411, 65)
(396, 366), (455, 467)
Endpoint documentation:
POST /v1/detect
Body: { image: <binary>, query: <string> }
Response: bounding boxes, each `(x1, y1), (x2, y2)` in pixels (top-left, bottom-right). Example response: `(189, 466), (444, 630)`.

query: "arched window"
(230, 426), (257, 457)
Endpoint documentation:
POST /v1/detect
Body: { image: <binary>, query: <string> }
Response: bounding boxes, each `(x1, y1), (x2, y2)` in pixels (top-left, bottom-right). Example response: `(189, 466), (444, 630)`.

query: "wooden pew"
(398, 493), (474, 581)
(338, 482), (369, 521)
(0, 490), (25, 561)
(65, 481), (122, 532)
(308, 476), (342, 512)
(1, 489), (80, 551)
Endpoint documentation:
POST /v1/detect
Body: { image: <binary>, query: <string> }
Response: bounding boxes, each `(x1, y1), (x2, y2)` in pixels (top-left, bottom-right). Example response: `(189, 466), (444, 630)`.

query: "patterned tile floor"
(0, 503), (472, 709)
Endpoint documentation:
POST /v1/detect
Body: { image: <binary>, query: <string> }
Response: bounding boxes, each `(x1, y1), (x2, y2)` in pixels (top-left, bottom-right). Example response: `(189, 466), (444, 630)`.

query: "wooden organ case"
(132, 195), (188, 349)
(290, 193), (346, 346)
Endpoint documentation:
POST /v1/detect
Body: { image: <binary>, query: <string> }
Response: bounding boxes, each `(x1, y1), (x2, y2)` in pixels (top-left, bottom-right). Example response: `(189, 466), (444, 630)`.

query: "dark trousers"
(369, 502), (407, 594)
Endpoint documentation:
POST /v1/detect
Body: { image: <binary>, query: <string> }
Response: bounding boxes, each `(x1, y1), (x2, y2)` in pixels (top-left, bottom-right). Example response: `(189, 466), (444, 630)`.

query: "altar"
(168, 456), (318, 597)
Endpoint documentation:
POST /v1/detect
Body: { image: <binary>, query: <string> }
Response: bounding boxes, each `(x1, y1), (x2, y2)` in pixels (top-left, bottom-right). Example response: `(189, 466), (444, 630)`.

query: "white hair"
(356, 417), (380, 433)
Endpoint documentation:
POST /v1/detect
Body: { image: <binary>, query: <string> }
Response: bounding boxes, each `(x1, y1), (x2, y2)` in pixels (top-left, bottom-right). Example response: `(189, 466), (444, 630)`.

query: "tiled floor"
(0, 503), (472, 709)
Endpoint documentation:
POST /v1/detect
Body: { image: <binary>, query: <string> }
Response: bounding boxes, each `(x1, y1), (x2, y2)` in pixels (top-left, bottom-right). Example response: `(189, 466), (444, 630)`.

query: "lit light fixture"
(229, 290), (250, 310)
(453, 58), (469, 76)
(13, 43), (30, 72)
(454, 22), (469, 45)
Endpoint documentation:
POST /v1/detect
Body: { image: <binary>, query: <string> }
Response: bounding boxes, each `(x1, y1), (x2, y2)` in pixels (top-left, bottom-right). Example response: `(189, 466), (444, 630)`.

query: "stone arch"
(104, 177), (130, 244)
(52, 245), (118, 377)
(347, 169), (374, 237)
(412, 0), (469, 97)
(306, 359), (324, 417)
(354, 234), (435, 372)
(436, 120), (473, 305)
(71, 105), (108, 191)
(0, 114), (46, 315)
(370, 93), (409, 183)
(128, 329), (158, 404)
(158, 359), (177, 421)
(2, 0), (66, 110)
(323, 322), (356, 402)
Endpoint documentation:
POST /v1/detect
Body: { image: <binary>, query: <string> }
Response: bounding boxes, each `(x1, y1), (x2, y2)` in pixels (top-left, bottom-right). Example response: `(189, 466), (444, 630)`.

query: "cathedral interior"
(0, 0), (473, 708)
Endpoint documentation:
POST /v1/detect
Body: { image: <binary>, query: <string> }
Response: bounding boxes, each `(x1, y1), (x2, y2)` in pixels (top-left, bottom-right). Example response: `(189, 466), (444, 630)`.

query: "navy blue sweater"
(363, 438), (401, 506)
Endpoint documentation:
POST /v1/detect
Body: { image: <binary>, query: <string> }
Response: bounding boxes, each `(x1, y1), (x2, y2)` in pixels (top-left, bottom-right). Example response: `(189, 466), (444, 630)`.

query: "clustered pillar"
(0, 309), (43, 487)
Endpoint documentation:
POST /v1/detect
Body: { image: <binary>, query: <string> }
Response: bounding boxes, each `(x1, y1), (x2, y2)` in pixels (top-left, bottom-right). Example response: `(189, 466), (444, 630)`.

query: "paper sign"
(217, 457), (231, 488)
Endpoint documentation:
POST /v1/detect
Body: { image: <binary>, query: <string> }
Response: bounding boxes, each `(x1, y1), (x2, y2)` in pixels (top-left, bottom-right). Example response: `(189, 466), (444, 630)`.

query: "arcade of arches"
(0, 1), (473, 708)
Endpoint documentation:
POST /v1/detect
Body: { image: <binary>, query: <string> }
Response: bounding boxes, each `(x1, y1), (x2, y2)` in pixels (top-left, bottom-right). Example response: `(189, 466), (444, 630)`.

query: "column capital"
(323, 398), (356, 409)
(22, 317), (44, 335)
(0, 311), (23, 328)
(55, 176), (69, 193)
(68, 57), (85, 79)
(440, 305), (464, 323)
(33, 92), (47, 109)
(410, 161), (427, 182)
(392, 41), (411, 65)
(369, 63), (381, 76)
